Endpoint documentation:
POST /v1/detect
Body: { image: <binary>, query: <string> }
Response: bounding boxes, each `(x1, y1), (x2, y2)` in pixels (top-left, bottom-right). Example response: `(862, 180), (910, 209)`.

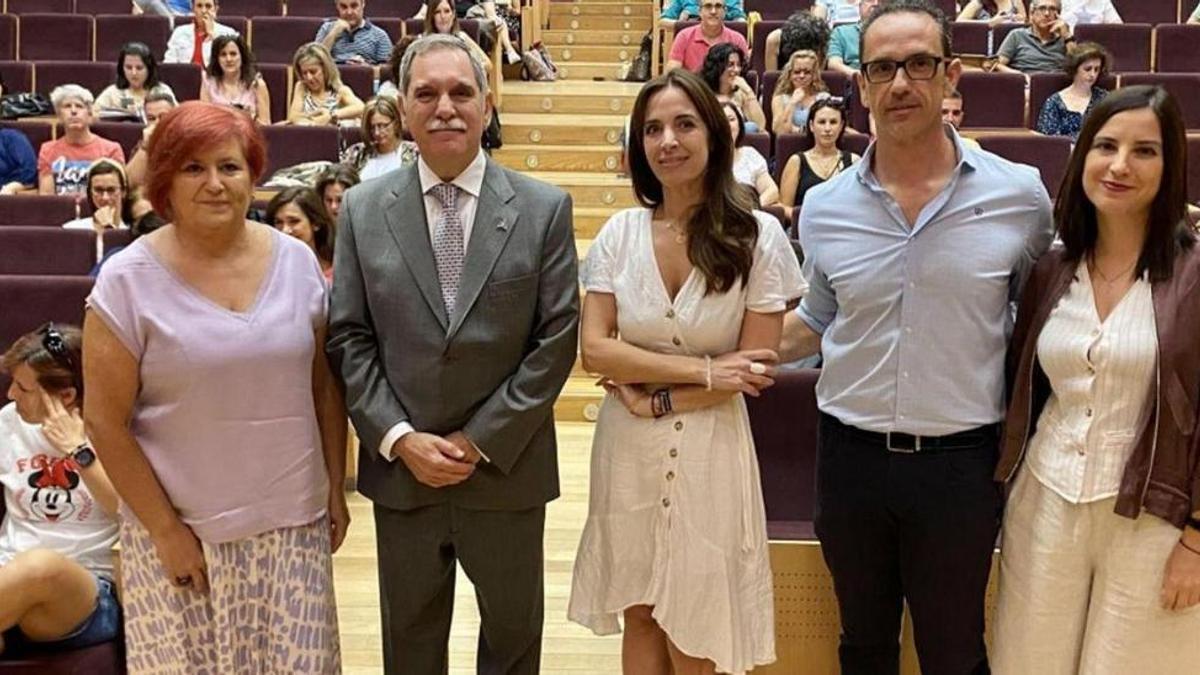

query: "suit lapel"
(384, 166), (449, 331)
(447, 160), (520, 339)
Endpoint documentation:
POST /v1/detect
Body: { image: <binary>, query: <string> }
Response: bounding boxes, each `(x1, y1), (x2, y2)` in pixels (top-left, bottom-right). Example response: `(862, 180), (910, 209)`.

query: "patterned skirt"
(119, 516), (342, 674)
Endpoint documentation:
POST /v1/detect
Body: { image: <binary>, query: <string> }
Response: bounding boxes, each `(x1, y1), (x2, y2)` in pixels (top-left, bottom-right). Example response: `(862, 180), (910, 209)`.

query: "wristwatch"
(70, 443), (97, 468)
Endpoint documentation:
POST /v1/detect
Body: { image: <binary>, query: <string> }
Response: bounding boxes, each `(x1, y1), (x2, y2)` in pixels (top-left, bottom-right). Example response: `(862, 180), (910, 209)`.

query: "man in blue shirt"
(827, 0), (880, 75)
(781, 1), (1053, 673)
(659, 0), (744, 23)
(316, 0), (393, 65)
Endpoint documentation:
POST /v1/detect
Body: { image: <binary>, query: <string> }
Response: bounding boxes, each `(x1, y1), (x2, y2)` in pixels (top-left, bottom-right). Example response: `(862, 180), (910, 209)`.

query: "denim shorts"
(1, 575), (121, 655)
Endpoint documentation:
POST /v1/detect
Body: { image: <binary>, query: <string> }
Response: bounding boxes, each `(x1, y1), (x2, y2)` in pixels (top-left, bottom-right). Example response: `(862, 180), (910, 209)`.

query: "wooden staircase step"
(544, 176), (636, 208)
(548, 15), (653, 31)
(573, 206), (621, 237)
(503, 90), (636, 115)
(554, 61), (631, 81)
(547, 2), (654, 18)
(502, 113), (626, 146)
(494, 144), (623, 174)
(542, 29), (647, 47)
(546, 44), (639, 63)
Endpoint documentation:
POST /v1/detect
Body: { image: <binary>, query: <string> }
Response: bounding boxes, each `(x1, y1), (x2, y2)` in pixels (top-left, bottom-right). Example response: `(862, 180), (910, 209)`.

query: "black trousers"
(814, 413), (1003, 675)
(374, 502), (546, 675)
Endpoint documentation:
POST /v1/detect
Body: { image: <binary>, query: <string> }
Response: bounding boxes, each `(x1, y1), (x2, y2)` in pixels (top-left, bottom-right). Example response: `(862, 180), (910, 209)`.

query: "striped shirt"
(1026, 261), (1156, 503)
(315, 19), (392, 64)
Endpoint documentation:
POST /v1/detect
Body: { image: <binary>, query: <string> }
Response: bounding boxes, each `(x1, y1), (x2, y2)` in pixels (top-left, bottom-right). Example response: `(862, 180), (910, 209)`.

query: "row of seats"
(0, 0), (421, 18)
(745, 0), (1190, 24)
(0, 13), (475, 63)
(0, 227), (130, 275)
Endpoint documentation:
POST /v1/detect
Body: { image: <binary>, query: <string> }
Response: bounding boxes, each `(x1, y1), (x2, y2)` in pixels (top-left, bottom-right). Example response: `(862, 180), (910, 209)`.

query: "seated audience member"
(665, 0), (749, 72)
(91, 199), (165, 276)
(423, 0), (495, 78)
(723, 102), (780, 210)
(660, 0), (745, 23)
(779, 97), (858, 212)
(288, 43), (365, 126)
(94, 42), (175, 120)
(766, 10), (830, 75)
(376, 36), (417, 100)
(1061, 0), (1121, 28)
(827, 0), (880, 75)
(958, 0), (1027, 23)
(163, 0), (238, 67)
(994, 0), (1076, 74)
(340, 97), (417, 181)
(126, 91), (177, 188)
(700, 43), (765, 131)
(38, 86), (125, 196)
(438, 0), (522, 65)
(134, 0), (191, 15)
(1036, 42), (1109, 140)
(0, 75), (36, 195)
(1191, 1), (1200, 23)
(316, 0), (393, 66)
(773, 49), (826, 135)
(266, 187), (336, 282)
(63, 160), (133, 232)
(0, 324), (120, 659)
(941, 88), (982, 149)
(314, 164), (359, 221)
(200, 35), (271, 125)
(813, 0), (864, 25)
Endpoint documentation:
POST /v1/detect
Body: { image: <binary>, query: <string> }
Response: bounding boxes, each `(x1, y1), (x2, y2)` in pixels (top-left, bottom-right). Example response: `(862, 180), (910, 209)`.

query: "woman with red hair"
(80, 101), (347, 672)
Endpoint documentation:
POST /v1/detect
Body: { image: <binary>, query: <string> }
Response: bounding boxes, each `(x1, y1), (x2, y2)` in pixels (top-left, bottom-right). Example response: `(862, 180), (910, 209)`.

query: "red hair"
(144, 101), (267, 218)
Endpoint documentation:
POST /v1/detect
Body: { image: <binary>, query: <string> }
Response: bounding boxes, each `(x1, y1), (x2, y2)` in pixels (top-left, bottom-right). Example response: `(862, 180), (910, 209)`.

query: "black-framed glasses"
(860, 54), (945, 84)
(40, 323), (81, 388)
(1031, 4), (1061, 15)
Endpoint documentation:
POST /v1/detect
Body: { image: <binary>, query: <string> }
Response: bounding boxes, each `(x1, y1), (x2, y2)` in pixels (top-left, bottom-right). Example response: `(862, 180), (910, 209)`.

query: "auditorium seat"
(259, 124), (339, 185)
(0, 120), (51, 151)
(101, 228), (133, 255)
(17, 15), (92, 61)
(218, 0), (283, 16)
(337, 64), (375, 103)
(284, 0), (334, 17)
(220, 15), (248, 39)
(744, 0), (813, 20)
(0, 228), (96, 275)
(743, 131), (770, 162)
(745, 368), (820, 541)
(257, 62), (289, 124)
(0, 14), (15, 61)
(1027, 72), (1118, 130)
(990, 22), (1023, 56)
(91, 121), (144, 159)
(375, 0), (424, 16)
(0, 61), (32, 92)
(0, 277), (94, 352)
(376, 18), (404, 44)
(1153, 25), (1200, 74)
(760, 70), (780, 133)
(1119, 73), (1200, 130)
(1112, 0), (1178, 24)
(952, 21), (990, 56)
(749, 19), (784, 74)
(158, 62), (203, 101)
(4, 0), (73, 13)
(978, 133), (1072, 198)
(338, 124), (364, 150)
(0, 195), (77, 226)
(33, 61), (115, 98)
(75, 0), (138, 13)
(955, 71), (1026, 128)
(248, 16), (324, 64)
(94, 14), (172, 62)
(773, 132), (805, 183)
(1188, 136), (1200, 204)
(1074, 23), (1152, 73)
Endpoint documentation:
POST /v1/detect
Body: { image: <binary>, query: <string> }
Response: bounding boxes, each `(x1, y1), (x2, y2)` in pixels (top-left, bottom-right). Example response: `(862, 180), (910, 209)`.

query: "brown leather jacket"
(996, 244), (1200, 529)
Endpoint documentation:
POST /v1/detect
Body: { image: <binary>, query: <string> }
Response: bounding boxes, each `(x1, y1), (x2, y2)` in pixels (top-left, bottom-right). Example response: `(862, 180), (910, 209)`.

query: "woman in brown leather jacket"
(992, 85), (1200, 674)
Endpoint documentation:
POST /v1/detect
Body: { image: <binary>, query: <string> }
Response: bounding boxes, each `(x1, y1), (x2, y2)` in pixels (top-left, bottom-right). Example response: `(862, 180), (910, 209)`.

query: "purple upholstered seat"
(218, 0), (284, 17)
(1188, 136), (1200, 204)
(0, 62), (33, 93)
(0, 228), (96, 275)
(978, 133), (1073, 198)
(989, 22), (1023, 56)
(157, 63), (203, 102)
(0, 121), (51, 156)
(5, 0), (73, 14)
(955, 71), (1027, 128)
(284, 0), (335, 17)
(16, 15), (93, 61)
(0, 15), (16, 61)
(0, 275), (93, 393)
(745, 368), (821, 541)
(257, 62), (289, 124)
(90, 122), (144, 160)
(337, 64), (375, 102)
(94, 15), (172, 62)
(404, 18), (481, 43)
(74, 0), (141, 14)
(33, 61), (117, 98)
(248, 16), (324, 64)
(0, 195), (79, 226)
(1027, 72), (1117, 130)
(952, 21), (990, 56)
(749, 19), (784, 74)
(1153, 25), (1200, 74)
(742, 131), (770, 162)
(744, 0), (814, 21)
(1118, 73), (1200, 130)
(1112, 0), (1178, 24)
(259, 124), (339, 184)
(1074, 23), (1152, 73)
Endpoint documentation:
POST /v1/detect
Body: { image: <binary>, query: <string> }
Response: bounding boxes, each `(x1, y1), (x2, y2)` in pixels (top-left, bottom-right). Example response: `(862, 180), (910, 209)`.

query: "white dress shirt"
(163, 21), (238, 66)
(1061, 0), (1122, 28)
(1026, 260), (1156, 503)
(378, 149), (488, 461)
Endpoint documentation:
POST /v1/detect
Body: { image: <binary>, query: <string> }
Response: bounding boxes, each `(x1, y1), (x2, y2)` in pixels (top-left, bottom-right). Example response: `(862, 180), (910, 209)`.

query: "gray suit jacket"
(326, 158), (579, 512)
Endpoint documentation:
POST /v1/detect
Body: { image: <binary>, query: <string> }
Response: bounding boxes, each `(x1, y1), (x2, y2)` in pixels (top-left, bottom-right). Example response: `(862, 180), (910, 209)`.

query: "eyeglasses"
(1031, 5), (1061, 14)
(91, 186), (121, 196)
(860, 54), (945, 84)
(700, 2), (725, 12)
(40, 323), (81, 390)
(370, 121), (396, 133)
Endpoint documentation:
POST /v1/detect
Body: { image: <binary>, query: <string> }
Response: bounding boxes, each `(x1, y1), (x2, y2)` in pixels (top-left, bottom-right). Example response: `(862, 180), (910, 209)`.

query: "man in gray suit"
(326, 34), (580, 675)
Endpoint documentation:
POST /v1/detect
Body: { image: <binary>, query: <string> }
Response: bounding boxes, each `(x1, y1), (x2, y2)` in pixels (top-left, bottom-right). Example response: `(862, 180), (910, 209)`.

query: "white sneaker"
(507, 50), (522, 65)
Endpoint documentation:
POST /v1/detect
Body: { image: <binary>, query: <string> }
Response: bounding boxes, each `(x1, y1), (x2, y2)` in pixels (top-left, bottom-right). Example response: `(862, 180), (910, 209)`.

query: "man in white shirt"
(1061, 0), (1121, 28)
(162, 0), (238, 67)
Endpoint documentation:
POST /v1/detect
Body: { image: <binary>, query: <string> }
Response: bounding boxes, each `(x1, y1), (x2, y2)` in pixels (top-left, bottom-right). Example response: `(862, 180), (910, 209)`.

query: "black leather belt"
(825, 414), (1001, 454)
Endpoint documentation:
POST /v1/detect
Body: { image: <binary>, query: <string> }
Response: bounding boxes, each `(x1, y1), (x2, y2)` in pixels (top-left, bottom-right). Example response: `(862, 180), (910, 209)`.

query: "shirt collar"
(417, 148), (487, 199)
(857, 123), (975, 190)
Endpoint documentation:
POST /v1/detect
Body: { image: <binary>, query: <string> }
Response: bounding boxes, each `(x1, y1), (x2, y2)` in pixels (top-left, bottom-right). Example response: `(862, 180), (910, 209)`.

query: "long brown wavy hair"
(628, 69), (758, 294)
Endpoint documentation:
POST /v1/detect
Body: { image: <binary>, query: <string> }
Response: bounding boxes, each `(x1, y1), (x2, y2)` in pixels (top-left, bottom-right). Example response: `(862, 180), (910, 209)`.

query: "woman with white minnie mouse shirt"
(0, 324), (120, 658)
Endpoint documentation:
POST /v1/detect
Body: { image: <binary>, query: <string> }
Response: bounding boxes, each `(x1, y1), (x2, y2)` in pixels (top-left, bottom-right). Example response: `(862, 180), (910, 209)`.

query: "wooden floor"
(333, 422), (622, 674)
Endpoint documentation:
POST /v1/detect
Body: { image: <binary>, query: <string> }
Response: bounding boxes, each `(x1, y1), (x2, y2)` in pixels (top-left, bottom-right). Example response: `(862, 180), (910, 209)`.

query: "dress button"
(674, 421), (683, 431)
(669, 448), (678, 458)
(666, 309), (675, 319)
(1085, 408), (1093, 417)
(666, 471), (675, 481)
(672, 336), (681, 346)
(662, 497), (671, 508)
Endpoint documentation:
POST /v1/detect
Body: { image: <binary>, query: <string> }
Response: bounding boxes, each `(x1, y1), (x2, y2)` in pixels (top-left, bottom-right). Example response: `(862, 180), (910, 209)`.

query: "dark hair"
(700, 42), (746, 94)
(806, 97), (848, 141)
(1056, 85), (1194, 282)
(860, 0), (952, 61)
(315, 164), (360, 199)
(207, 34), (259, 88)
(266, 186), (336, 265)
(1, 323), (84, 405)
(1063, 41), (1110, 79)
(946, 86), (962, 100)
(385, 35), (418, 85)
(628, 69), (758, 294)
(778, 10), (831, 70)
(423, 0), (461, 35)
(722, 100), (746, 146)
(85, 159), (135, 224)
(116, 42), (161, 90)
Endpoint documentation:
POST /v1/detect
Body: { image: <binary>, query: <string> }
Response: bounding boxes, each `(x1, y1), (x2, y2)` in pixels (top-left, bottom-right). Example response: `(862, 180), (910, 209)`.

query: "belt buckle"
(886, 431), (920, 454)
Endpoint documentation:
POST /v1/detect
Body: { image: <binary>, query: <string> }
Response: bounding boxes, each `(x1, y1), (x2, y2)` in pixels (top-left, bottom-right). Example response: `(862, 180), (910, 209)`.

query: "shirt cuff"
(378, 421), (414, 461)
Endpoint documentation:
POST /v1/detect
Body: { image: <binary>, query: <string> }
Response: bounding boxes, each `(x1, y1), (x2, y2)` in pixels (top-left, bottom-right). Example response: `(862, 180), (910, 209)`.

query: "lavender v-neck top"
(87, 227), (331, 543)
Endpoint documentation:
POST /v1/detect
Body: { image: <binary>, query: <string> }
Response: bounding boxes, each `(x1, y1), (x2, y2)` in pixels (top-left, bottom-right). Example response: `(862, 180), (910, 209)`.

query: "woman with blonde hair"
(287, 42), (364, 126)
(772, 49), (827, 135)
(339, 97), (418, 181)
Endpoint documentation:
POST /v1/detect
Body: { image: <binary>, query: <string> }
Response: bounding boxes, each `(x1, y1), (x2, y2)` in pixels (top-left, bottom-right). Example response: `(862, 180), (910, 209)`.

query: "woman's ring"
(749, 362), (767, 375)
(174, 576), (192, 586)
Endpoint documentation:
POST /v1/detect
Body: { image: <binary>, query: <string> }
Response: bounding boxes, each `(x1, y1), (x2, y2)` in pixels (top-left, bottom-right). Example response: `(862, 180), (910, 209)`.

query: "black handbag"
(624, 31), (652, 82)
(0, 92), (53, 120)
(483, 108), (503, 151)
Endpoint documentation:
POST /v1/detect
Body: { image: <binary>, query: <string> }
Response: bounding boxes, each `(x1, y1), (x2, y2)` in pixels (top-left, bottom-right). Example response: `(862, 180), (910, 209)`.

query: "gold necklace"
(663, 220), (686, 244)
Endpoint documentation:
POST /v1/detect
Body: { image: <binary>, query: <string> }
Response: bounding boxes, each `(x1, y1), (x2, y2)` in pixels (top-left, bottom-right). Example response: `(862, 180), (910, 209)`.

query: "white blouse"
(732, 146), (768, 188)
(1026, 260), (1156, 504)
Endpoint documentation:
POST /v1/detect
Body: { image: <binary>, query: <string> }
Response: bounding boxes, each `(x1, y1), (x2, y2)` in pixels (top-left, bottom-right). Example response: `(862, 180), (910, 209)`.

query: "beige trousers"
(992, 470), (1200, 675)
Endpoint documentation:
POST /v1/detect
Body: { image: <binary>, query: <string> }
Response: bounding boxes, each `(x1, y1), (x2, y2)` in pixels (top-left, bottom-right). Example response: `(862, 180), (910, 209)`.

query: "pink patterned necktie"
(430, 183), (464, 316)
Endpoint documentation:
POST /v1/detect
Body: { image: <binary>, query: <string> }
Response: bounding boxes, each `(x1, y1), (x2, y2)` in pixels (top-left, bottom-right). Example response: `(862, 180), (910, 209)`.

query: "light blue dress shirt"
(797, 127), (1054, 436)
